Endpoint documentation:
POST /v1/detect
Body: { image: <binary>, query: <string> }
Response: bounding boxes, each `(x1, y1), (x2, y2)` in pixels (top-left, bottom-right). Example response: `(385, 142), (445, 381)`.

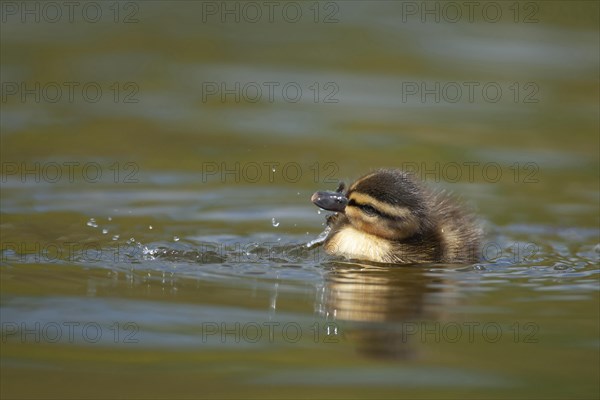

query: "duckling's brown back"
(428, 190), (483, 263)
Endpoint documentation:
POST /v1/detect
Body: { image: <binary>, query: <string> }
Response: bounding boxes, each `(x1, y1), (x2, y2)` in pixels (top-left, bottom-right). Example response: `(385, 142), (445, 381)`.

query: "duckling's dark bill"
(311, 191), (348, 212)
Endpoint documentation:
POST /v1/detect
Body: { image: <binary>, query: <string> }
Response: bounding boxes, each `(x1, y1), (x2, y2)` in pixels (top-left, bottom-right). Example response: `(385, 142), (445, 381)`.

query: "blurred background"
(1, 1), (598, 399)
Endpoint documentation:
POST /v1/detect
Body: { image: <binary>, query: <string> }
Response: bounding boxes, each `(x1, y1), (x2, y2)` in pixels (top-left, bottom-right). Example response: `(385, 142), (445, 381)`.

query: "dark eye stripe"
(348, 199), (382, 217)
(348, 199), (406, 221)
(361, 204), (377, 215)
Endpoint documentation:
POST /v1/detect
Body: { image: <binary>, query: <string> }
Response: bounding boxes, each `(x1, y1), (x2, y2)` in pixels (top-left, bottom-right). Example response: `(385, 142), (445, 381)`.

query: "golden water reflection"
(316, 262), (458, 360)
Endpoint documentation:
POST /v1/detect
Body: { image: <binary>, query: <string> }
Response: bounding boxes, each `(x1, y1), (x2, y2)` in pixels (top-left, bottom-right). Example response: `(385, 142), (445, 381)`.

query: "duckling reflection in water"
(310, 169), (482, 264)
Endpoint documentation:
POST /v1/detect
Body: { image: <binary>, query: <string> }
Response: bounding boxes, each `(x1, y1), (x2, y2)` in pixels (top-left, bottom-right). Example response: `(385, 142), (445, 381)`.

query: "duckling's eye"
(360, 204), (378, 216)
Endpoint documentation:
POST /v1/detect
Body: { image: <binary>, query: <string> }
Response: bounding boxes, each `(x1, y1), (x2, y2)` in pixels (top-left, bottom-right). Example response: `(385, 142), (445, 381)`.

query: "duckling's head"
(311, 169), (433, 241)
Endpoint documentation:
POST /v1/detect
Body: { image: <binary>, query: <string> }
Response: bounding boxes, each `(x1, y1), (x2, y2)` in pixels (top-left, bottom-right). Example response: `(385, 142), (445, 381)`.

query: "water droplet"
(107, 217), (112, 221)
(86, 218), (98, 228)
(317, 209), (322, 214)
(112, 235), (120, 241)
(272, 168), (276, 173)
(272, 218), (280, 227)
(149, 225), (153, 230)
(173, 236), (180, 242)
(102, 228), (108, 234)
(297, 192), (300, 196)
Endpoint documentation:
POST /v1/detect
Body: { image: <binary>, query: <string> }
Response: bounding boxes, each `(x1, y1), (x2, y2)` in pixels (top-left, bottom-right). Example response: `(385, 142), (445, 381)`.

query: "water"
(1, 2), (599, 399)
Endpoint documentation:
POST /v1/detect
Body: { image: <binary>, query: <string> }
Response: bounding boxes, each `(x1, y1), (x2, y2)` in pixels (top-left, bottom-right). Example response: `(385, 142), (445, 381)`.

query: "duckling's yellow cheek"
(344, 206), (361, 222)
(367, 221), (399, 239)
(346, 207), (372, 227)
(354, 218), (379, 236)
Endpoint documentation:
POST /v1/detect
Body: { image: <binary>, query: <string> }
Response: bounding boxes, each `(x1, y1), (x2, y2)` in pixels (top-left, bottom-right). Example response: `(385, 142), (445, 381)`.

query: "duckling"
(310, 169), (482, 264)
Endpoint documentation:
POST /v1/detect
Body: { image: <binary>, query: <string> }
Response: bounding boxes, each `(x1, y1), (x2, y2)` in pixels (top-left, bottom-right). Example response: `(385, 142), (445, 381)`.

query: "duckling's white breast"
(325, 226), (393, 263)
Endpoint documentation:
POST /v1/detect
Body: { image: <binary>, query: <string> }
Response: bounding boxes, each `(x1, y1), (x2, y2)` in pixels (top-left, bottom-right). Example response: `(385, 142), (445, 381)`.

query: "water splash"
(86, 218), (98, 228)
(272, 218), (280, 227)
(306, 226), (331, 248)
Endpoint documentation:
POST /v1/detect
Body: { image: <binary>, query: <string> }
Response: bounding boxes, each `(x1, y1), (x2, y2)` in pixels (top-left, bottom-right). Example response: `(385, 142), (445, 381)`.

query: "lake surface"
(1, 1), (599, 399)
